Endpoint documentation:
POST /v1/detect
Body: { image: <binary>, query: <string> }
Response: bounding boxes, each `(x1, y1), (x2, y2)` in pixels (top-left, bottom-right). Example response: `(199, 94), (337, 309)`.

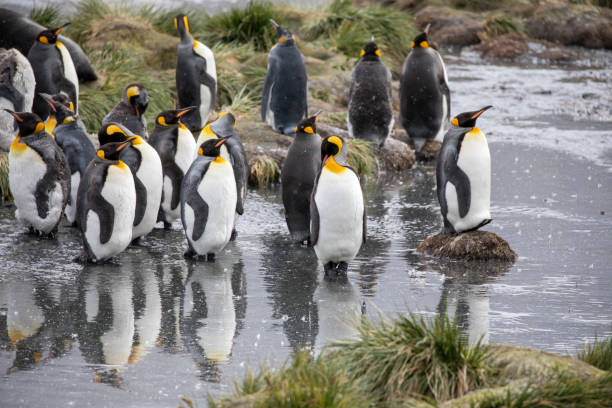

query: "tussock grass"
(249, 156), (279, 186)
(346, 139), (378, 178)
(0, 153), (11, 203)
(577, 333), (612, 371)
(483, 14), (525, 37)
(29, 4), (62, 28)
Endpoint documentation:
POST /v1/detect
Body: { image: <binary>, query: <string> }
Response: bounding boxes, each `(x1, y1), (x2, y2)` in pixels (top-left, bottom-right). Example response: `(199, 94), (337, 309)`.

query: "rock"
(417, 140), (442, 162)
(317, 123), (349, 140)
(476, 33), (577, 61)
(417, 230), (517, 261)
(414, 6), (484, 47)
(380, 137), (415, 171)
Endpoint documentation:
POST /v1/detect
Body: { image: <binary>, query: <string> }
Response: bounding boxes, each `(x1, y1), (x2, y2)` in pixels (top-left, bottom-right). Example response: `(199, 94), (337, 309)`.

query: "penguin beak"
(322, 155), (329, 168)
(54, 22), (70, 35)
(4, 109), (23, 122)
(39, 93), (57, 112)
(116, 140), (131, 152)
(176, 106), (196, 118)
(215, 138), (228, 147)
(424, 23), (431, 35)
(313, 110), (323, 121)
(269, 19), (280, 30)
(471, 105), (493, 120)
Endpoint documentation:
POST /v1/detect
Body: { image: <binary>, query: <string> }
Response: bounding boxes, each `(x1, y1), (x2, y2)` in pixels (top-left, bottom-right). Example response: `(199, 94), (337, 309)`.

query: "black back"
(54, 121), (96, 176)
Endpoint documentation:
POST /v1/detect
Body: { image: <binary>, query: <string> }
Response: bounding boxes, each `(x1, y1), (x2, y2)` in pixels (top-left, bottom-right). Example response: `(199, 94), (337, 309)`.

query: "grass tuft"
(29, 4), (62, 28)
(249, 156), (279, 186)
(346, 139), (378, 178)
(483, 14), (525, 37)
(0, 153), (12, 203)
(577, 333), (612, 371)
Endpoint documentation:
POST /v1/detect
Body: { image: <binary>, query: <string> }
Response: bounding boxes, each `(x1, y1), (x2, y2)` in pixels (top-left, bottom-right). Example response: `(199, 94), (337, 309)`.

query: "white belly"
(199, 84), (212, 126)
(264, 82), (275, 128)
(161, 127), (195, 220)
(65, 171), (80, 224)
(101, 277), (134, 365)
(131, 271), (161, 362)
(57, 42), (79, 113)
(313, 169), (364, 264)
(433, 93), (449, 142)
(132, 143), (163, 239)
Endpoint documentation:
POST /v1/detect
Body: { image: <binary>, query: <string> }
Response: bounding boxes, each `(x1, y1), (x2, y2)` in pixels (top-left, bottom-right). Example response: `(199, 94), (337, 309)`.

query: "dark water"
(1, 49), (611, 406)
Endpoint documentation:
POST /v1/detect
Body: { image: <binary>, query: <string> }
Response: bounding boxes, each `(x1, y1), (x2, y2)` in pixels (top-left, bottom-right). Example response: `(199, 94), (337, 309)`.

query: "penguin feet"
(163, 221), (172, 230)
(184, 247), (197, 259)
(206, 253), (216, 262)
(230, 229), (238, 241)
(323, 261), (349, 282)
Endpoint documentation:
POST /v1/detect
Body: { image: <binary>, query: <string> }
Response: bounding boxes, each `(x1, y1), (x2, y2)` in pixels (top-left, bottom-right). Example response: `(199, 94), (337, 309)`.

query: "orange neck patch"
(324, 156), (345, 174)
(10, 136), (27, 154)
(213, 156), (227, 164)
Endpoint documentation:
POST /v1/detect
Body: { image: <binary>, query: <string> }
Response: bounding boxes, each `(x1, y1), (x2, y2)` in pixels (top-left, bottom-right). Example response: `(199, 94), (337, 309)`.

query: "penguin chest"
(65, 171), (81, 224)
(56, 42), (79, 112)
(176, 127), (197, 173)
(133, 144), (163, 237)
(193, 42), (217, 81)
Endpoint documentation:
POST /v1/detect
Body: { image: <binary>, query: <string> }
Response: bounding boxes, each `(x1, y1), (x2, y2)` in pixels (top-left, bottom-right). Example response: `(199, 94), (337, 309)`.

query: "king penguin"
(148, 107), (197, 228)
(75, 141), (136, 262)
(98, 123), (163, 242)
(281, 111), (322, 244)
(40, 93), (95, 225)
(261, 19), (308, 135)
(347, 39), (394, 147)
(6, 110), (70, 237)
(181, 138), (237, 261)
(399, 25), (450, 152)
(102, 83), (149, 139)
(174, 14), (217, 134)
(42, 91), (86, 137)
(311, 136), (366, 276)
(437, 106), (493, 234)
(27, 22), (79, 121)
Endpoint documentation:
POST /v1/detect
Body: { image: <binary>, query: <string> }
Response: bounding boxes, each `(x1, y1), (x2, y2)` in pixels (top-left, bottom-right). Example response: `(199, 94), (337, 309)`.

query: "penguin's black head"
(174, 14), (192, 41)
(411, 24), (431, 49)
(39, 93), (75, 124)
(360, 40), (381, 59)
(97, 140), (132, 162)
(4, 110), (45, 137)
(156, 107), (196, 127)
(50, 92), (75, 112)
(98, 123), (133, 146)
(122, 83), (149, 119)
(451, 106), (493, 128)
(321, 135), (344, 166)
(36, 22), (70, 45)
(197, 138), (228, 158)
(269, 19), (293, 43)
(209, 112), (237, 138)
(294, 110), (322, 135)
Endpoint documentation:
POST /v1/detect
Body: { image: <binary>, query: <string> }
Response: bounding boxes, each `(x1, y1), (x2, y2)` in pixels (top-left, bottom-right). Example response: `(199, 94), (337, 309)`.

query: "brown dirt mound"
(417, 140), (442, 162)
(415, 6), (484, 46)
(417, 230), (517, 261)
(476, 32), (577, 61)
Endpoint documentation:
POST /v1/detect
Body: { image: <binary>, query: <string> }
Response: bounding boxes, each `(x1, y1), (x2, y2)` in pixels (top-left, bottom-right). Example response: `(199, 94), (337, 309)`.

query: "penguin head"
(156, 107), (196, 127)
(97, 140), (132, 162)
(122, 83), (149, 119)
(294, 110), (322, 135)
(174, 14), (193, 42)
(209, 112), (237, 138)
(269, 19), (293, 44)
(98, 123), (135, 146)
(411, 24), (431, 49)
(49, 92), (76, 112)
(321, 135), (344, 166)
(451, 106), (493, 128)
(4, 110), (45, 136)
(197, 138), (228, 158)
(36, 22), (70, 45)
(360, 40), (381, 59)
(39, 93), (75, 124)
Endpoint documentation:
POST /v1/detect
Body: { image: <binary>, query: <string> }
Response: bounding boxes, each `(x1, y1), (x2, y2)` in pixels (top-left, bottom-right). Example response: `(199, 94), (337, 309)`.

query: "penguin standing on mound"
(40, 93), (95, 225)
(437, 106), (493, 234)
(27, 22), (79, 121)
(6, 110), (70, 237)
(76, 141), (136, 263)
(103, 83), (149, 139)
(175, 14), (217, 134)
(98, 123), (163, 242)
(311, 136), (366, 276)
(148, 107), (197, 228)
(281, 111), (322, 244)
(400, 25), (450, 151)
(181, 138), (236, 261)
(261, 19), (308, 135)
(347, 39), (394, 147)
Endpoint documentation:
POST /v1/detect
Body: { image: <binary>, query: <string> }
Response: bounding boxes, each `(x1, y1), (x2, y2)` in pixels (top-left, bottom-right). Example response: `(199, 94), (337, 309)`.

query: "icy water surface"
(1, 50), (611, 406)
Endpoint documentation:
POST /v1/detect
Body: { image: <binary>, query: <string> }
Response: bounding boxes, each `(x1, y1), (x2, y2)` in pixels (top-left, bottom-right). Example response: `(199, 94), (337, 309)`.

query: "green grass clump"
(346, 139), (378, 178)
(29, 4), (62, 28)
(330, 313), (489, 404)
(0, 153), (12, 203)
(483, 14), (525, 37)
(452, 0), (508, 10)
(209, 350), (372, 408)
(249, 156), (279, 186)
(577, 334), (612, 371)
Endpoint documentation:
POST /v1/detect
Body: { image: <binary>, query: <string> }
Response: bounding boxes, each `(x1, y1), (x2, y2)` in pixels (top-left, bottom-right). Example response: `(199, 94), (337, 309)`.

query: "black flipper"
(185, 188), (209, 242)
(309, 170), (322, 246)
(164, 161), (184, 211)
(181, 159), (212, 242)
(133, 176), (147, 226)
(448, 168), (471, 218)
(87, 190), (115, 245)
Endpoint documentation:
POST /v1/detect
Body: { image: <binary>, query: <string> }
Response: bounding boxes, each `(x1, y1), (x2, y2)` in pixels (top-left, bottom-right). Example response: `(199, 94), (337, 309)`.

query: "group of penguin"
(3, 14), (493, 274)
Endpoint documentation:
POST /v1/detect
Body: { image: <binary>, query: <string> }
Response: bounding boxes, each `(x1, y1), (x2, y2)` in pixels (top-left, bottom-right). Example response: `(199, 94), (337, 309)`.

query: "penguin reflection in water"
(6, 110), (70, 237)
(311, 136), (366, 276)
(437, 106), (493, 234)
(181, 138), (237, 261)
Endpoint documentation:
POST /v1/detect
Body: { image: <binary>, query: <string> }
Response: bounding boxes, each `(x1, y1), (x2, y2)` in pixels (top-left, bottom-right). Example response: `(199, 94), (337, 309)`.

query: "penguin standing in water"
(399, 25), (450, 151)
(148, 107), (197, 228)
(437, 106), (493, 234)
(311, 136), (366, 276)
(347, 40), (394, 147)
(102, 83), (149, 139)
(98, 123), (163, 242)
(181, 138), (236, 261)
(6, 110), (70, 237)
(76, 141), (136, 263)
(27, 22), (79, 121)
(40, 93), (95, 225)
(281, 112), (322, 244)
(174, 14), (217, 134)
(261, 19), (308, 135)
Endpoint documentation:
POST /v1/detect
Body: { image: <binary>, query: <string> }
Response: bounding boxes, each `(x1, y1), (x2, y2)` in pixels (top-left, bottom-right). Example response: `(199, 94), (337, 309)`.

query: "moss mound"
(417, 231), (517, 262)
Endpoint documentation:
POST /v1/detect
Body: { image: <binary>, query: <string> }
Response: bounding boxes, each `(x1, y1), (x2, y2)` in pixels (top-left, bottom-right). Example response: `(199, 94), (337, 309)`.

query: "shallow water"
(1, 48), (612, 406)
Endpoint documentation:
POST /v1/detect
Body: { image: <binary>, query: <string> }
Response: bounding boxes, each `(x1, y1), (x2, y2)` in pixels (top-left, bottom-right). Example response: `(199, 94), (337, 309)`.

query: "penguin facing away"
(311, 136), (366, 276)
(175, 14), (217, 134)
(181, 138), (237, 261)
(6, 110), (70, 237)
(27, 22), (79, 121)
(148, 106), (197, 228)
(76, 141), (136, 263)
(261, 19), (308, 135)
(347, 40), (394, 147)
(437, 106), (493, 234)
(281, 111), (322, 244)
(102, 83), (149, 139)
(399, 25), (450, 151)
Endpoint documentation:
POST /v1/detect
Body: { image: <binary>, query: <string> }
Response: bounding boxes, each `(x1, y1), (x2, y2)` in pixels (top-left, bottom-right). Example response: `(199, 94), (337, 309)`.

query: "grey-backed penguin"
(98, 123), (163, 241)
(39, 93), (95, 225)
(311, 136), (366, 276)
(399, 25), (450, 151)
(102, 83), (149, 139)
(181, 138), (236, 261)
(347, 40), (394, 147)
(174, 14), (217, 133)
(261, 19), (308, 135)
(148, 107), (197, 228)
(0, 48), (35, 151)
(27, 22), (79, 121)
(76, 141), (136, 263)
(43, 91), (87, 136)
(6, 110), (70, 237)
(281, 112), (322, 244)
(436, 106), (493, 234)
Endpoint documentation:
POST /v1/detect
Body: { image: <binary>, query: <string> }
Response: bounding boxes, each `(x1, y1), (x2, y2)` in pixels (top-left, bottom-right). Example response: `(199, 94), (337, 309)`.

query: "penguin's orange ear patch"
(375, 49), (381, 56)
(360, 49), (365, 57)
(410, 41), (415, 48)
(304, 126), (314, 134)
(97, 150), (105, 159)
(420, 41), (429, 48)
(278, 36), (288, 43)
(39, 36), (49, 44)
(451, 117), (459, 126)
(35, 122), (45, 133)
(198, 147), (203, 155)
